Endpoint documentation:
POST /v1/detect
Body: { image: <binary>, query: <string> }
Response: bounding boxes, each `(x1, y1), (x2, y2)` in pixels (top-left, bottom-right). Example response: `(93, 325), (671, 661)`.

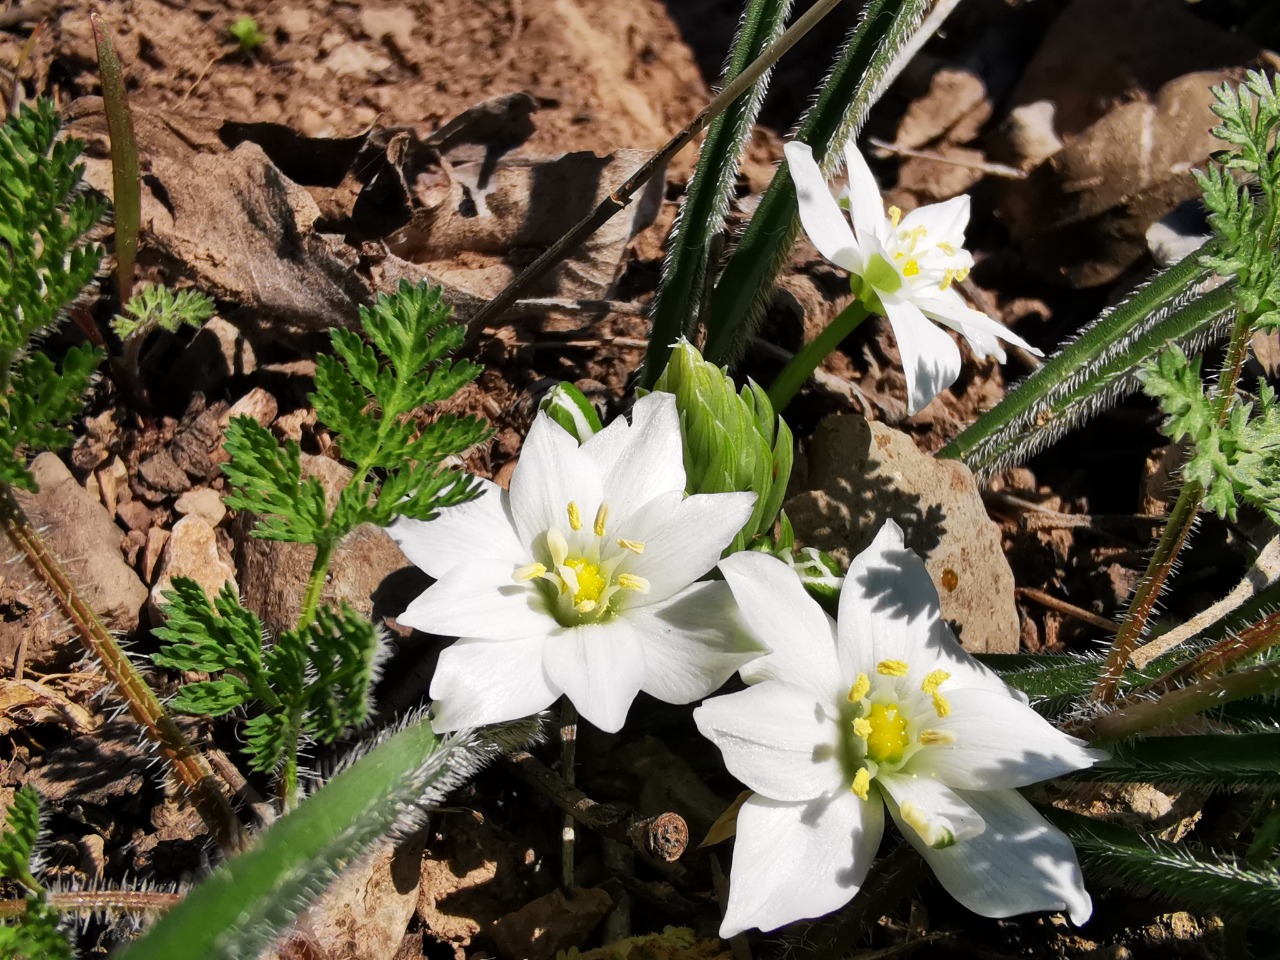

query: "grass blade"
(640, 0), (796, 387)
(1067, 734), (1280, 787)
(940, 251), (1231, 479)
(701, 0), (931, 367)
(90, 13), (140, 306)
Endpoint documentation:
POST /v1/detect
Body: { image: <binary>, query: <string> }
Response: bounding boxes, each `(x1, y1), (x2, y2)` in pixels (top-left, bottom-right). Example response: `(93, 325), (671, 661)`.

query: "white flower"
(388, 393), (761, 734)
(785, 139), (1043, 415)
(694, 521), (1102, 937)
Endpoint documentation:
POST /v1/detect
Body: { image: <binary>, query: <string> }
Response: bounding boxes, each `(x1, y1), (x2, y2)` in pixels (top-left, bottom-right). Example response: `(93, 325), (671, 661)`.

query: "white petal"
(911, 689), (1107, 789)
(784, 141), (860, 270)
(621, 490), (756, 602)
(837, 522), (1009, 696)
(721, 790), (883, 937)
(633, 581), (766, 704)
(507, 412), (604, 544)
(877, 773), (985, 848)
(720, 550), (844, 704)
(899, 195), (970, 245)
(542, 618), (646, 733)
(842, 138), (888, 248)
(881, 295), (962, 416)
(429, 636), (558, 732)
(694, 682), (846, 802)
(905, 788), (1093, 926)
(398, 560), (551, 641)
(387, 480), (524, 579)
(915, 288), (1043, 358)
(598, 393), (687, 525)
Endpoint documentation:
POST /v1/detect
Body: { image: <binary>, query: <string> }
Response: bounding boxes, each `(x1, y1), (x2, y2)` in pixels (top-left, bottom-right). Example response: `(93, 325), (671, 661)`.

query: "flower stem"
(0, 490), (246, 854)
(1091, 307), (1254, 703)
(767, 301), (871, 411)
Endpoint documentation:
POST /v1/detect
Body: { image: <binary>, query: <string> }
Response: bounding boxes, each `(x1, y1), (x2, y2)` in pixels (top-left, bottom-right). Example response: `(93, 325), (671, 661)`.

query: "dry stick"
(1016, 586), (1118, 635)
(505, 750), (689, 862)
(0, 493), (246, 854)
(1091, 310), (1255, 703)
(1140, 606), (1280, 698)
(1130, 532), (1280, 670)
(0, 888), (183, 919)
(559, 700), (578, 891)
(462, 0), (850, 334)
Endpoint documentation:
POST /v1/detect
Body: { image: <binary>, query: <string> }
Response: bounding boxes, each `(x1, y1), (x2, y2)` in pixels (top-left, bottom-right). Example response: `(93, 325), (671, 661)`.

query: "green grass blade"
(1049, 808), (1280, 924)
(90, 13), (140, 306)
(1067, 734), (1280, 787)
(940, 251), (1231, 479)
(640, 0), (795, 388)
(980, 652), (1172, 718)
(118, 716), (536, 960)
(701, 0), (931, 367)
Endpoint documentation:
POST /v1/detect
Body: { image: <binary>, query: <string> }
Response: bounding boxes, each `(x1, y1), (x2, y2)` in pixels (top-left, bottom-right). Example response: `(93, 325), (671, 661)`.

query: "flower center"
(864, 702), (908, 765)
(511, 500), (650, 626)
(843, 660), (956, 800)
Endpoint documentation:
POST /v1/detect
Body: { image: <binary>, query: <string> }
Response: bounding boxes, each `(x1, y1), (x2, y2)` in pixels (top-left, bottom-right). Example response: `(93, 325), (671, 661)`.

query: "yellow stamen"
(594, 504), (609, 537)
(893, 251), (905, 260)
(937, 241), (956, 255)
(847, 673), (871, 703)
(956, 266), (970, 282)
(567, 502), (582, 531)
(575, 599), (598, 614)
(932, 692), (951, 718)
(939, 268), (956, 291)
(851, 767), (871, 800)
(852, 717), (873, 740)
(876, 659), (909, 677)
(616, 574), (650, 593)
(920, 669), (950, 695)
(513, 562), (547, 582)
(887, 205), (902, 227)
(902, 259), (921, 278)
(617, 538), (645, 554)
(918, 729), (956, 746)
(864, 702), (909, 765)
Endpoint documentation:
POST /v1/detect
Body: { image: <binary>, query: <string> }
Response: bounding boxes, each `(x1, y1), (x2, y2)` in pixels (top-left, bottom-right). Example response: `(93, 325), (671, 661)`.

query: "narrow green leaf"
(701, 0), (931, 367)
(940, 251), (1232, 478)
(118, 717), (537, 960)
(642, 0), (796, 385)
(1067, 734), (1280, 787)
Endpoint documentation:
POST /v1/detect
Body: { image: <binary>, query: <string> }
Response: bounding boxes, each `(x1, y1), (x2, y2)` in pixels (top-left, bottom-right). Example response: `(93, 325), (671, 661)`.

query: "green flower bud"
(540, 382), (602, 443)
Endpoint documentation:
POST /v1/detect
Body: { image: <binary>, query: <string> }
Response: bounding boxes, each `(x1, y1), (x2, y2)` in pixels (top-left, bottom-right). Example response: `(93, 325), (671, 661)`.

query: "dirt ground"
(2, 0), (1279, 956)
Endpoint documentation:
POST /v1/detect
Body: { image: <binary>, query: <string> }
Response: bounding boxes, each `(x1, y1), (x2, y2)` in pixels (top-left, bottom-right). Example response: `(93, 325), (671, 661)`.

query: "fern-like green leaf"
(220, 417), (330, 544)
(0, 788), (41, 892)
(111, 284), (215, 341)
(0, 900), (72, 960)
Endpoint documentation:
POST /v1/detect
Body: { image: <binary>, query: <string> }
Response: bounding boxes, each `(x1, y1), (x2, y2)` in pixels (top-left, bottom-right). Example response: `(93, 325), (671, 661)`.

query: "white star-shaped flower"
(786, 138), (1043, 415)
(388, 393), (762, 734)
(695, 521), (1102, 936)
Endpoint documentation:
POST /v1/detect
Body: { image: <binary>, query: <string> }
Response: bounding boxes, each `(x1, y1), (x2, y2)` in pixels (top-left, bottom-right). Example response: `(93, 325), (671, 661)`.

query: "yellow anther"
(937, 241), (957, 255)
(865, 702), (909, 765)
(893, 251), (905, 260)
(852, 717), (873, 740)
(931, 692), (952, 718)
(918, 729), (956, 746)
(513, 562), (547, 582)
(567, 502), (582, 531)
(847, 673), (871, 703)
(617, 538), (645, 554)
(956, 266), (970, 282)
(594, 504), (609, 537)
(920, 669), (950, 695)
(888, 205), (902, 227)
(851, 767), (871, 800)
(575, 599), (598, 614)
(876, 660), (909, 677)
(902, 259), (921, 278)
(616, 573), (650, 593)
(939, 268), (956, 291)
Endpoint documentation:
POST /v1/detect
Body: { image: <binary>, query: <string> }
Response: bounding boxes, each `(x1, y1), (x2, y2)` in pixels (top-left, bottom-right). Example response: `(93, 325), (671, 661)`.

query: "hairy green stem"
(1143, 607), (1280, 696)
(297, 539), (336, 631)
(0, 491), (245, 853)
(0, 889), (183, 919)
(1092, 308), (1253, 703)
(766, 300), (870, 411)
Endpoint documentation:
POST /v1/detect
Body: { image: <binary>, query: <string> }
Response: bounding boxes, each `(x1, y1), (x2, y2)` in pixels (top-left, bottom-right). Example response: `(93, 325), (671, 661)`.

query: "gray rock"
(785, 415), (1020, 654)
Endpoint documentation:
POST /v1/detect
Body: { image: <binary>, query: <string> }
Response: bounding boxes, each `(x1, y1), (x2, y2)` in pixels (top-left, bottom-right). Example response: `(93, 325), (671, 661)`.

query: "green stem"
(1092, 307), (1253, 703)
(766, 300), (871, 411)
(297, 539), (336, 631)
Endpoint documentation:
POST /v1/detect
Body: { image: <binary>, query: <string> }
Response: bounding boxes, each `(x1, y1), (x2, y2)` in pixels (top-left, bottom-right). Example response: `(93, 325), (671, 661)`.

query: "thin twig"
(505, 750), (689, 862)
(462, 0), (849, 333)
(1017, 586), (1118, 635)
(867, 136), (1026, 179)
(559, 699), (578, 890)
